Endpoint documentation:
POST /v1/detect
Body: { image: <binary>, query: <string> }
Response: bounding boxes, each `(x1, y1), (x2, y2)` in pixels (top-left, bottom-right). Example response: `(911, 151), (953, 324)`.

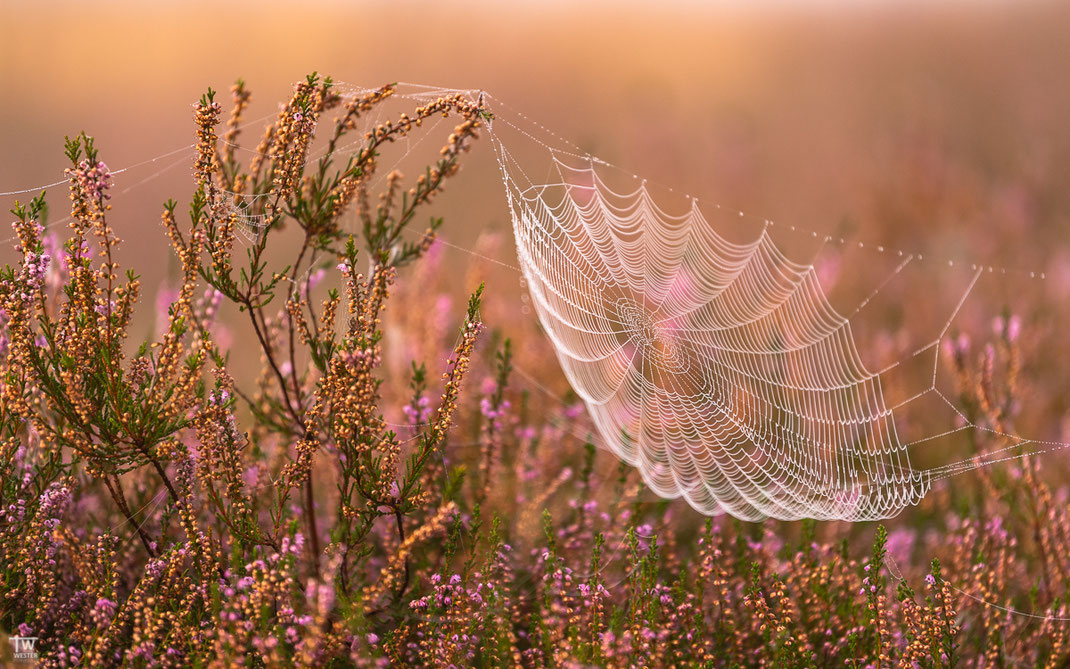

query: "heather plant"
(1, 75), (1069, 668)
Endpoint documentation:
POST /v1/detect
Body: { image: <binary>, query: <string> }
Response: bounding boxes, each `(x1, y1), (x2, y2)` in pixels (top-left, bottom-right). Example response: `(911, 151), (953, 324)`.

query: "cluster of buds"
(340, 84), (395, 132)
(193, 92), (222, 186)
(70, 159), (112, 202)
(403, 395), (433, 425)
(269, 77), (337, 199)
(17, 248), (49, 304)
(434, 316), (483, 434)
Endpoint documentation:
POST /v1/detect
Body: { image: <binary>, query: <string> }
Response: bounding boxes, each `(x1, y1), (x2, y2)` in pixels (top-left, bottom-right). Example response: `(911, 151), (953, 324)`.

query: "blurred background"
(3, 0), (1070, 487)
(4, 1), (1069, 264)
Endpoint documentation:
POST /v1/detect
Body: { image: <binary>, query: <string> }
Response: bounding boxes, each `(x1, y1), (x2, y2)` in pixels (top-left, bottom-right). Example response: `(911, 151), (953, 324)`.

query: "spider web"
(214, 190), (275, 242)
(483, 94), (1068, 522)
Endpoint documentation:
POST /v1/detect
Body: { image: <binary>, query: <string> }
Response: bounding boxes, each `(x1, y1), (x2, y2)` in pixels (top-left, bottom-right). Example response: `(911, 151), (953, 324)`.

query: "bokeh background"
(4, 0), (1070, 264)
(3, 0), (1070, 499)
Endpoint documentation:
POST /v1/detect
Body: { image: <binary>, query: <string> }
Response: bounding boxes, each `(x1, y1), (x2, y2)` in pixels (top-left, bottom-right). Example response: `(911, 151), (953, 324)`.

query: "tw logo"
(8, 635), (39, 661)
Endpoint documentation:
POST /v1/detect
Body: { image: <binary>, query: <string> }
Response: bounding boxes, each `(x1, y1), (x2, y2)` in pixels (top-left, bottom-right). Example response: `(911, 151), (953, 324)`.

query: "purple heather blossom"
(302, 268), (326, 298)
(402, 396), (432, 425)
(885, 528), (916, 564)
(563, 402), (585, 420)
(38, 483), (72, 529)
(479, 396), (511, 420)
(992, 314), (1022, 342)
(145, 556), (169, 580)
(72, 159), (112, 201)
(92, 597), (117, 628)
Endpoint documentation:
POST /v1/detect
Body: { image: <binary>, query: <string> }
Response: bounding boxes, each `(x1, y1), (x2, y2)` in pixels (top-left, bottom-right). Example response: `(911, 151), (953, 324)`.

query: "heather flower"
(402, 395), (433, 424)
(18, 250), (49, 300)
(71, 159), (113, 200)
(91, 597), (117, 628)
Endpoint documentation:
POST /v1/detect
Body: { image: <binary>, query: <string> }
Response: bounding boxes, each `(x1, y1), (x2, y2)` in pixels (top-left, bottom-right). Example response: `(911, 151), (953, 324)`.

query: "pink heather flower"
(886, 528), (916, 563)
(816, 257), (841, 289)
(39, 482), (72, 525)
(1007, 316), (1022, 341)
(366, 633), (380, 646)
(41, 232), (67, 280)
(993, 314), (1023, 342)
(156, 285), (180, 324)
(956, 333), (970, 354)
(940, 338), (955, 361)
(302, 268), (326, 298)
(636, 524), (655, 551)
(402, 396), (432, 425)
(73, 159), (112, 200)
(145, 557), (168, 580)
(432, 295), (453, 332)
(92, 597), (117, 627)
(479, 397), (511, 420)
(564, 403), (585, 419)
